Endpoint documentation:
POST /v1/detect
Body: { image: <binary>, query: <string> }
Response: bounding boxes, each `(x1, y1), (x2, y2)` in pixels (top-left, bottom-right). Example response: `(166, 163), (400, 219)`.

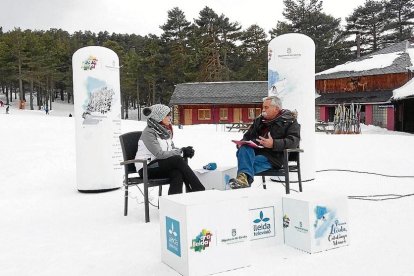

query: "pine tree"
(216, 14), (242, 80)
(160, 7), (192, 84)
(270, 0), (352, 72)
(3, 28), (26, 102)
(345, 0), (386, 54)
(238, 24), (268, 80)
(194, 6), (240, 81)
(194, 6), (223, 81)
(383, 0), (414, 44)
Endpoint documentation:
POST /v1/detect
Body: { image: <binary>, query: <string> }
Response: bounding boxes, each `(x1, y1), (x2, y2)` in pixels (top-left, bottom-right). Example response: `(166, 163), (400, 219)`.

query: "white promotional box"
(282, 192), (350, 253)
(193, 166), (237, 190)
(159, 190), (250, 276)
(227, 188), (284, 247)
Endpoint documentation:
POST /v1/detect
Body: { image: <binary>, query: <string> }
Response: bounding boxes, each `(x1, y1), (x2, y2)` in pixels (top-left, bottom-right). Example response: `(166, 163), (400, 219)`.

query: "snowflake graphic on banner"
(86, 86), (114, 114)
(83, 77), (114, 115)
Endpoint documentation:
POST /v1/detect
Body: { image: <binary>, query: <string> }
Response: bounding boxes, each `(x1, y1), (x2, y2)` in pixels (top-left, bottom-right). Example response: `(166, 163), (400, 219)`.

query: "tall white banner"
(268, 33), (315, 181)
(72, 46), (123, 192)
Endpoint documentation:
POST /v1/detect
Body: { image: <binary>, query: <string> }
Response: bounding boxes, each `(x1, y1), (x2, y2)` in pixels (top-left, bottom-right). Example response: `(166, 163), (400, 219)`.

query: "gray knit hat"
(143, 104), (170, 122)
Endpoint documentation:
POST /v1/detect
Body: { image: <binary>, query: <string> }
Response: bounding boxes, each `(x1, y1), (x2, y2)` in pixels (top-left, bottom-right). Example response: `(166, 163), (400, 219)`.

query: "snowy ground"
(1, 100), (414, 276)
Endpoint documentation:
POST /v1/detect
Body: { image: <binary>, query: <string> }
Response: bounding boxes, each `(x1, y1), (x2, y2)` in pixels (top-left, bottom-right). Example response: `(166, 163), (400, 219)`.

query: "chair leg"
(144, 183), (150, 223)
(284, 156), (290, 194)
(158, 186), (162, 209)
(124, 185), (128, 216)
(297, 160), (303, 192)
(285, 170), (290, 194)
(262, 176), (267, 189)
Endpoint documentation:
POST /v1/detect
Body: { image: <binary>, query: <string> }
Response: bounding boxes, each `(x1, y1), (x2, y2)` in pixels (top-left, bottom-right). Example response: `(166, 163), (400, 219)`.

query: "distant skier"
(6, 105), (10, 114)
(45, 107), (49, 115)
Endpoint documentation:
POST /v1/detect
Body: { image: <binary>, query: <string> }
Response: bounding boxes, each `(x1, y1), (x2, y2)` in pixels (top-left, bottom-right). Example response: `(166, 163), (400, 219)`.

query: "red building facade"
(170, 81), (267, 125)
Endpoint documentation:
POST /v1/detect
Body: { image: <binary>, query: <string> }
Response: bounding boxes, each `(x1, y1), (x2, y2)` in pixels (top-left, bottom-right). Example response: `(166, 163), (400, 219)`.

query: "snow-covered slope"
(1, 103), (414, 276)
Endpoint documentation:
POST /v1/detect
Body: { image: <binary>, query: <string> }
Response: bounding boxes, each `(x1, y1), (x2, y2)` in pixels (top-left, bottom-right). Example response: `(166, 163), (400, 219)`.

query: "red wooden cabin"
(170, 81), (266, 125)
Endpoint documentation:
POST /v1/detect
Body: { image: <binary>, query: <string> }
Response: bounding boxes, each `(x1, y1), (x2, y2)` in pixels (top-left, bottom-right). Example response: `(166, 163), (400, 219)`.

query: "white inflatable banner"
(72, 46), (123, 192)
(268, 33), (315, 181)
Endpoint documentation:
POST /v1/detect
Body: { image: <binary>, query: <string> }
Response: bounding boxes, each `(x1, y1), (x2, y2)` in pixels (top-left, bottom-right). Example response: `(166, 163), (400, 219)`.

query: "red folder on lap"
(231, 140), (263, 148)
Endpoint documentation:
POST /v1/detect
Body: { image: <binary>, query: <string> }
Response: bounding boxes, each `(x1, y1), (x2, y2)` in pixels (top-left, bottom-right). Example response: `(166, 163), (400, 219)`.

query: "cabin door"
(233, 108), (242, 122)
(184, 109), (192, 125)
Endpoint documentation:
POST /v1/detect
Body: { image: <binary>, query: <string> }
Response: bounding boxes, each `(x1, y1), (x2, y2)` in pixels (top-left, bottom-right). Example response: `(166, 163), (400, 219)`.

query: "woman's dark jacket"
(242, 109), (300, 168)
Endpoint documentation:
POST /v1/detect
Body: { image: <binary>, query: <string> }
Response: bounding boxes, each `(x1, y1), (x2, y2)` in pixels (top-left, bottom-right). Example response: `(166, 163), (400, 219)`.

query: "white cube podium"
(159, 190), (250, 276)
(193, 166), (237, 190)
(227, 188), (284, 246)
(282, 192), (350, 253)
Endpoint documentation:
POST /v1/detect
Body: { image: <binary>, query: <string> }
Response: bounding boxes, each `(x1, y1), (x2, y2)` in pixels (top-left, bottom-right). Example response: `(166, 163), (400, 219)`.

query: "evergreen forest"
(0, 0), (413, 118)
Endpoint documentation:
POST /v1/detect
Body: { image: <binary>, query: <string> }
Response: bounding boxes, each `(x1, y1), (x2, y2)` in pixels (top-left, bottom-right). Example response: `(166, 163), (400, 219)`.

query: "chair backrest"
(287, 123), (301, 162)
(119, 131), (142, 174)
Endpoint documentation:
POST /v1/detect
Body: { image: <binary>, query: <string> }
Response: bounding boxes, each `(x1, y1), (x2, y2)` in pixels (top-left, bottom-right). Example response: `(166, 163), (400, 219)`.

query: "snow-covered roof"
(316, 40), (414, 80)
(170, 81), (267, 105)
(392, 77), (414, 100)
(317, 52), (402, 75)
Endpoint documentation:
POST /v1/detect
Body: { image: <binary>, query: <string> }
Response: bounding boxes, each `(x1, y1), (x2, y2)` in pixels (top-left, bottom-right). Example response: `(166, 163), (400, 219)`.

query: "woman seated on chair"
(135, 104), (205, 195)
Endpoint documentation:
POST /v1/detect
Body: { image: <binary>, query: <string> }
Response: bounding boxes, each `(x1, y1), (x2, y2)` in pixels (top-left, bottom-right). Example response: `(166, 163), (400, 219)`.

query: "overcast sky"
(2, 0), (368, 36)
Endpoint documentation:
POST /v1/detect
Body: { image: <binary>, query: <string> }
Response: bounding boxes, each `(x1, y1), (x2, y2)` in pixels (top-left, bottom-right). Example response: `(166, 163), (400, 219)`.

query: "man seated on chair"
(135, 104), (205, 194)
(229, 96), (300, 189)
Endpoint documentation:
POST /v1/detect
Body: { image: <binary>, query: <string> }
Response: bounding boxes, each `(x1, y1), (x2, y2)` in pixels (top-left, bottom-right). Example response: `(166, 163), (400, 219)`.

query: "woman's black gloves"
(181, 146), (195, 158)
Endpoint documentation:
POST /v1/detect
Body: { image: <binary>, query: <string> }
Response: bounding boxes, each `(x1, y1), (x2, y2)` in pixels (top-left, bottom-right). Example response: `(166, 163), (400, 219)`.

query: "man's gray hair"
(263, 96), (282, 109)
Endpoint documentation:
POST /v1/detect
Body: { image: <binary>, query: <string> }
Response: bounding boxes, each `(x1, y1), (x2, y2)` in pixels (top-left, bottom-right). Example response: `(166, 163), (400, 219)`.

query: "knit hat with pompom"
(143, 104), (170, 122)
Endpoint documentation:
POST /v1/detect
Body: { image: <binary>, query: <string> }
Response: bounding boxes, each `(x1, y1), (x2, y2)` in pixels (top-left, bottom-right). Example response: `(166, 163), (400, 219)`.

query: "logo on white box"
(166, 216), (181, 257)
(190, 229), (213, 252)
(251, 207), (275, 240)
(220, 228), (248, 245)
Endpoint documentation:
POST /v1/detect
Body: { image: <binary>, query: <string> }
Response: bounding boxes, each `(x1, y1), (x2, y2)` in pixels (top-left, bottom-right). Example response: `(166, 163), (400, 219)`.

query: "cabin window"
(219, 108), (228, 120)
(248, 108), (261, 119)
(198, 109), (211, 120)
(315, 106), (320, 121)
(373, 105), (388, 128)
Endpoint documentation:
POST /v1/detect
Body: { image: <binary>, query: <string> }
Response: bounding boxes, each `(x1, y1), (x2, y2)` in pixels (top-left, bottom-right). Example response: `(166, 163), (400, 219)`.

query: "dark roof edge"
(316, 101), (392, 106)
(176, 81), (267, 85)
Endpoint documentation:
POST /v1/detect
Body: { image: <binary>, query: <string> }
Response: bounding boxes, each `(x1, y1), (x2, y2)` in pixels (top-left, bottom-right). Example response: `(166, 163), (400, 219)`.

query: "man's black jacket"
(242, 109), (300, 168)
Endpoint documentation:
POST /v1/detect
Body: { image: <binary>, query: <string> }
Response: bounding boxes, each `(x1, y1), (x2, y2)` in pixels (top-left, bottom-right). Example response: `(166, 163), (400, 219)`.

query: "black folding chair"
(255, 148), (303, 194)
(119, 131), (171, 223)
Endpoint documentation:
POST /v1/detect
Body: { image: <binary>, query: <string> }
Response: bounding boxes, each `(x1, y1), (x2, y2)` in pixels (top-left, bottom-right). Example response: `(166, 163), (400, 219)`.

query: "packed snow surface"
(1, 101), (414, 275)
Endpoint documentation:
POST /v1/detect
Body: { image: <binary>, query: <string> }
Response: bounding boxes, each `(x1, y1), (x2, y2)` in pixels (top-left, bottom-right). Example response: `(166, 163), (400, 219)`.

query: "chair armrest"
(120, 158), (150, 182)
(283, 148), (304, 165)
(121, 156), (186, 166)
(120, 159), (148, 166)
(285, 148), (304, 153)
